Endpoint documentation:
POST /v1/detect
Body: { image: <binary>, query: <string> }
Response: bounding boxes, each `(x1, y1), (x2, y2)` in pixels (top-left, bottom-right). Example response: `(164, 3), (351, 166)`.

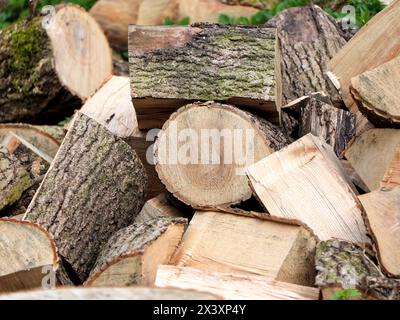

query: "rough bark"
(85, 217), (187, 287)
(0, 286), (219, 300)
(129, 24), (279, 129)
(154, 102), (291, 208)
(316, 240), (400, 300)
(0, 5), (112, 123)
(0, 218), (72, 293)
(247, 134), (370, 244)
(24, 113), (147, 282)
(266, 6), (347, 115)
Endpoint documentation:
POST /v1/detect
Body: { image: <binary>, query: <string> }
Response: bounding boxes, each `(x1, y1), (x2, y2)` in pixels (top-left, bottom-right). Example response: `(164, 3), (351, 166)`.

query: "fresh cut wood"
(129, 24), (280, 129)
(171, 210), (317, 286)
(0, 218), (71, 293)
(156, 265), (320, 300)
(0, 4), (112, 123)
(247, 133), (370, 244)
(24, 113), (147, 282)
(85, 217), (187, 287)
(359, 188), (400, 277)
(345, 129), (400, 191)
(155, 102), (291, 208)
(381, 146), (400, 189)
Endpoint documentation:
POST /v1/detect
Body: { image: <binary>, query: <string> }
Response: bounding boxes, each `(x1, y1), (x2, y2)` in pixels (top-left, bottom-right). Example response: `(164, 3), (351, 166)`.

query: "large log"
(171, 210), (317, 286)
(129, 24), (280, 129)
(351, 55), (400, 128)
(344, 129), (400, 191)
(0, 218), (71, 293)
(316, 240), (400, 300)
(154, 102), (291, 208)
(80, 76), (139, 138)
(247, 134), (370, 244)
(327, 0), (400, 132)
(85, 217), (187, 287)
(0, 286), (218, 300)
(0, 4), (112, 123)
(24, 113), (147, 282)
(156, 265), (320, 300)
(359, 188), (400, 277)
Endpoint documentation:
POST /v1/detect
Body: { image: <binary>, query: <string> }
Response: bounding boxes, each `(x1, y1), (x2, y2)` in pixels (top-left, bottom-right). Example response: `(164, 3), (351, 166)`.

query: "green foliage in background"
(330, 288), (362, 300)
(0, 0), (97, 28)
(163, 16), (190, 26)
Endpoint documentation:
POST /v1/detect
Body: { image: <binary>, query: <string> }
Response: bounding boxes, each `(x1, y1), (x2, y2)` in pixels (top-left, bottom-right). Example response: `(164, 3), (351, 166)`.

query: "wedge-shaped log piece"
(156, 265), (320, 300)
(134, 194), (185, 224)
(381, 146), (400, 189)
(24, 113), (147, 282)
(0, 4), (112, 123)
(351, 55), (400, 128)
(316, 240), (400, 300)
(129, 24), (280, 129)
(0, 124), (60, 157)
(80, 76), (139, 138)
(0, 219), (71, 293)
(171, 210), (317, 286)
(85, 217), (187, 287)
(345, 129), (400, 191)
(247, 134), (369, 244)
(327, 0), (400, 123)
(155, 102), (291, 208)
(0, 286), (218, 300)
(359, 188), (400, 277)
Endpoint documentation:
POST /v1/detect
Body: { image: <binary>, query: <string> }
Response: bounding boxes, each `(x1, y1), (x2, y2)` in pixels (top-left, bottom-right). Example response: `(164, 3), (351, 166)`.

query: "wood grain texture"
(351, 55), (400, 128)
(156, 265), (320, 300)
(24, 113), (147, 282)
(381, 146), (400, 189)
(129, 24), (279, 129)
(345, 129), (400, 191)
(359, 188), (400, 277)
(85, 217), (187, 287)
(171, 210), (317, 286)
(247, 134), (369, 244)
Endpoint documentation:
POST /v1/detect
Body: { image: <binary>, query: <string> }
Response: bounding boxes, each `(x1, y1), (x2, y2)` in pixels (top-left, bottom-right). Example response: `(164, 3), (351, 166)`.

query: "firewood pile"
(0, 1), (399, 300)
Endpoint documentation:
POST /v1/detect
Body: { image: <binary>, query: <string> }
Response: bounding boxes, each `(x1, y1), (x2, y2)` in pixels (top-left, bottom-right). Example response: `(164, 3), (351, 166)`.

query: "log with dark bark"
(266, 5), (347, 127)
(0, 218), (72, 293)
(316, 240), (400, 300)
(154, 102), (291, 209)
(24, 113), (147, 282)
(85, 217), (187, 287)
(129, 24), (280, 129)
(0, 4), (112, 123)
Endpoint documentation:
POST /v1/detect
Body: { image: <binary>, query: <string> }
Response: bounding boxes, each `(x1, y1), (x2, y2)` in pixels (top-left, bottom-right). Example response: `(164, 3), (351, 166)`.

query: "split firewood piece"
(340, 160), (369, 193)
(327, 1), (400, 122)
(0, 4), (112, 123)
(32, 126), (65, 144)
(0, 286), (218, 300)
(85, 217), (187, 287)
(24, 113), (147, 282)
(124, 134), (166, 200)
(345, 129), (400, 191)
(0, 124), (60, 157)
(0, 218), (72, 293)
(154, 102), (291, 209)
(80, 76), (139, 138)
(0, 146), (32, 212)
(381, 146), (400, 189)
(351, 55), (400, 128)
(247, 134), (370, 244)
(316, 240), (400, 300)
(267, 6), (347, 113)
(134, 194), (185, 225)
(1, 133), (51, 216)
(129, 24), (280, 129)
(359, 188), (400, 277)
(171, 210), (317, 286)
(299, 96), (356, 156)
(156, 265), (320, 300)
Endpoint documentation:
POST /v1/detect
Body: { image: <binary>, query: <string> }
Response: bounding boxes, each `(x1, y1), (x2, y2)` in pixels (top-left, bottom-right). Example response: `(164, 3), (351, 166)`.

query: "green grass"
(330, 288), (362, 300)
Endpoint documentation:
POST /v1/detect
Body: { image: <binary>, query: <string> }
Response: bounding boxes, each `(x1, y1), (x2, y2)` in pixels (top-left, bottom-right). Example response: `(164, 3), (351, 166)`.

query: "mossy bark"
(0, 17), (80, 123)
(25, 113), (148, 282)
